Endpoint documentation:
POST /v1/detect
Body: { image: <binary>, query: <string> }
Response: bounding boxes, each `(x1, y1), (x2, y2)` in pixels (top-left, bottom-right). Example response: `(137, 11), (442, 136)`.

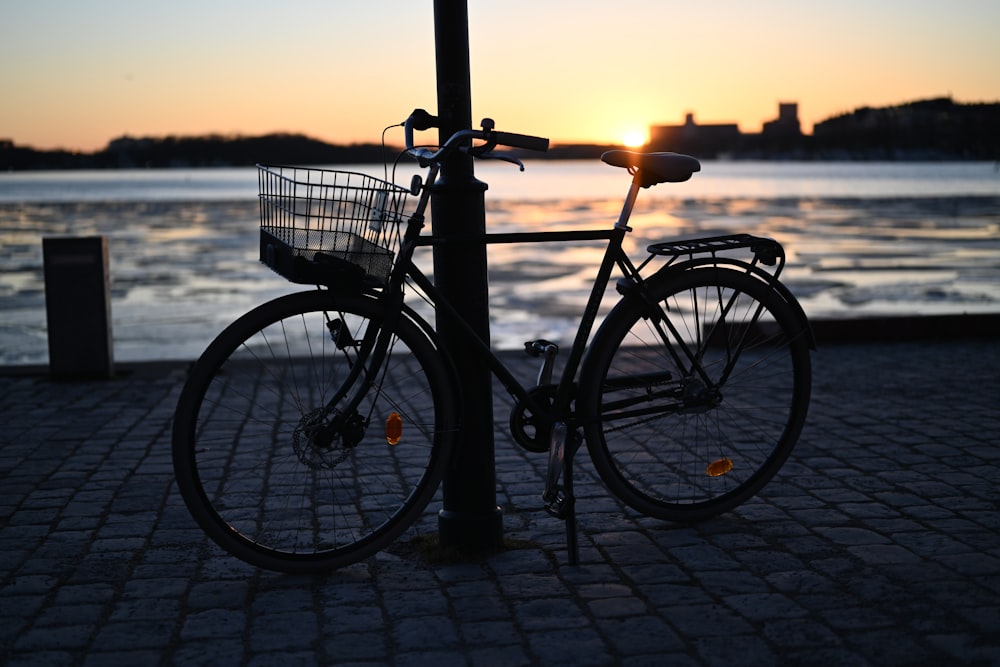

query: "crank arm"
(543, 421), (568, 503)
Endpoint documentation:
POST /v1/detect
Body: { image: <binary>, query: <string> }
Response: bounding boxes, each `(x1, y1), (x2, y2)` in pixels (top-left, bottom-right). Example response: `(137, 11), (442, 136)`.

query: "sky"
(2, 0), (999, 151)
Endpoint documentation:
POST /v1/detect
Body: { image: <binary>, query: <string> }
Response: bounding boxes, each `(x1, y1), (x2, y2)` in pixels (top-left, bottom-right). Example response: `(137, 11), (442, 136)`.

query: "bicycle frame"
(392, 177), (649, 433)
(408, 227), (630, 423)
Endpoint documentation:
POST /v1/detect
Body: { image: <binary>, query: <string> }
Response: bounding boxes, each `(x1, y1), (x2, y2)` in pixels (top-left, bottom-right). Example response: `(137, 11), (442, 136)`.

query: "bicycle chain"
(601, 411), (667, 435)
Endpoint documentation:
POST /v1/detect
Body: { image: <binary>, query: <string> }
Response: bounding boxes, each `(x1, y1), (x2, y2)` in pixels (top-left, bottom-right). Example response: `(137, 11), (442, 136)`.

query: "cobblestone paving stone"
(1, 340), (998, 666)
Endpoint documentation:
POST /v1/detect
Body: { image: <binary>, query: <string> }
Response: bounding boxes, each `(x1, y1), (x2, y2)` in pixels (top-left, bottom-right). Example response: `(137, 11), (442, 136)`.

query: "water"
(2, 161), (998, 365)
(4, 160), (997, 203)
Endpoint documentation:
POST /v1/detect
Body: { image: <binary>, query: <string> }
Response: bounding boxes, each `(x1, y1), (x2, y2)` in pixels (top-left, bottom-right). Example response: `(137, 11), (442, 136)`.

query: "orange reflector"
(706, 458), (733, 477)
(386, 412), (403, 445)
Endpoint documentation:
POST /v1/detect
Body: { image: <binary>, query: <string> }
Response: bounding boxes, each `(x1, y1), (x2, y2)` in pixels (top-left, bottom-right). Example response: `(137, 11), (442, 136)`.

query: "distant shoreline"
(5, 97), (998, 171)
(3, 139), (996, 173)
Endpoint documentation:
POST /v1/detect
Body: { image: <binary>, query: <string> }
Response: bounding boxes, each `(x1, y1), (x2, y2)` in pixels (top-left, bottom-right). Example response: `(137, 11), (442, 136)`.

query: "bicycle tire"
(580, 267), (811, 522)
(172, 290), (457, 573)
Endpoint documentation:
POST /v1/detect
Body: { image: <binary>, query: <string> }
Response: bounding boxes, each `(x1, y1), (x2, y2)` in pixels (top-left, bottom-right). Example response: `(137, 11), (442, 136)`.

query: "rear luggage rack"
(648, 233), (782, 266)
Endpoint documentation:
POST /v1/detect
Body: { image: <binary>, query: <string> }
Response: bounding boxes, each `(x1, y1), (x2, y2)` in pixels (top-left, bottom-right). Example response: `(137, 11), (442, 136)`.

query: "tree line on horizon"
(647, 97), (999, 160)
(3, 97), (997, 171)
(0, 133), (395, 171)
(808, 97), (998, 160)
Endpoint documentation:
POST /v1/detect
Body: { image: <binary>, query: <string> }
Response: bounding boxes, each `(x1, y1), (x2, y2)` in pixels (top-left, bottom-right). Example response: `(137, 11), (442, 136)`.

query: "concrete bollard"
(42, 236), (114, 379)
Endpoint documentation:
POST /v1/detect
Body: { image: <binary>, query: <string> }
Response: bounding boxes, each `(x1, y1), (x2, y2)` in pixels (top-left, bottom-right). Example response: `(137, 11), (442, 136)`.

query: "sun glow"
(622, 130), (647, 148)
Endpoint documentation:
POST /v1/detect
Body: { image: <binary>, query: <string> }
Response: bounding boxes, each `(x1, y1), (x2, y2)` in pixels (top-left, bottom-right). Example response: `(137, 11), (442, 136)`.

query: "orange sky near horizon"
(2, 0), (999, 152)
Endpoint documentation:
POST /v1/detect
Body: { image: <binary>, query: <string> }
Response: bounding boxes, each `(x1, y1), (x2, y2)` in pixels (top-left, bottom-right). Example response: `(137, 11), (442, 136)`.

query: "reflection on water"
(1, 162), (998, 364)
(484, 195), (1000, 348)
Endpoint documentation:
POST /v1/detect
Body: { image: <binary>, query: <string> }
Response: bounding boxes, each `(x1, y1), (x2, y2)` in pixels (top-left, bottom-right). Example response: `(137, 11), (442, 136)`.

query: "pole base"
(437, 507), (504, 553)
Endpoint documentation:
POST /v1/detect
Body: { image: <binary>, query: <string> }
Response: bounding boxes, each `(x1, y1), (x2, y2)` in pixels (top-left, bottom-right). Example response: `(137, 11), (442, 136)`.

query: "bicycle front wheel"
(580, 267), (811, 522)
(172, 290), (456, 573)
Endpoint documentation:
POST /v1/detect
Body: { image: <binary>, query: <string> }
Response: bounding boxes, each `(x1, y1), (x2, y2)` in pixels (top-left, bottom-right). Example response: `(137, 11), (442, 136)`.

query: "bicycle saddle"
(601, 151), (701, 187)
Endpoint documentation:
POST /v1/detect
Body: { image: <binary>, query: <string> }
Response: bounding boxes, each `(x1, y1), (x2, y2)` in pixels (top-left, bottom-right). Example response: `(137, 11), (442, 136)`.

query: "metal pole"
(432, 0), (504, 551)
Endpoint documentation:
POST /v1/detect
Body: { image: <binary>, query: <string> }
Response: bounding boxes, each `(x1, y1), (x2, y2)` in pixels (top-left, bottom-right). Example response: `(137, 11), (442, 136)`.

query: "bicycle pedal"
(544, 491), (575, 520)
(526, 340), (559, 385)
(524, 339), (558, 357)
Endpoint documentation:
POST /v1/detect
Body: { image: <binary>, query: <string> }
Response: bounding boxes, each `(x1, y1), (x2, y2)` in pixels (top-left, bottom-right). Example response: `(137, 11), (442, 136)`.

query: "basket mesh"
(257, 165), (409, 284)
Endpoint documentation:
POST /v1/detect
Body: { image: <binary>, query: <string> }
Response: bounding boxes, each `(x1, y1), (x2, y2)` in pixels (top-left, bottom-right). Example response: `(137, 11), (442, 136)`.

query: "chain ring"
(509, 385), (557, 453)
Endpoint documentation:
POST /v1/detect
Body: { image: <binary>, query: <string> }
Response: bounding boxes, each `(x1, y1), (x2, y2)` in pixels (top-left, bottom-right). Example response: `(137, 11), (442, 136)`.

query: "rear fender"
(619, 259), (816, 349)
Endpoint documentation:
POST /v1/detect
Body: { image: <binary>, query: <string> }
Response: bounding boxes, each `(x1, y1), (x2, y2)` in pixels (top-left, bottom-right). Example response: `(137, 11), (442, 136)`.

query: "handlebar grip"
(404, 108), (439, 154)
(492, 131), (550, 152)
(409, 108), (438, 131)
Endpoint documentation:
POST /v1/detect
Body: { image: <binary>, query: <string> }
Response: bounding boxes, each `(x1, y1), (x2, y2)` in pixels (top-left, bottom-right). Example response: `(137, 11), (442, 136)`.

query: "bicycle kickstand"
(562, 430), (582, 566)
(543, 422), (582, 566)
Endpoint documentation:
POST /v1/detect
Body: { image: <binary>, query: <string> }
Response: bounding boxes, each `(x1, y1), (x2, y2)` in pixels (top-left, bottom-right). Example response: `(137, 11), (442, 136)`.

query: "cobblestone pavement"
(1, 339), (998, 666)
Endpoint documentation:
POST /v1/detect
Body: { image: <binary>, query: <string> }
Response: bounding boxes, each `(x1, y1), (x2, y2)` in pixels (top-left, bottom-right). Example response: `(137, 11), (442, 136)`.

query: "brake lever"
(477, 150), (525, 171)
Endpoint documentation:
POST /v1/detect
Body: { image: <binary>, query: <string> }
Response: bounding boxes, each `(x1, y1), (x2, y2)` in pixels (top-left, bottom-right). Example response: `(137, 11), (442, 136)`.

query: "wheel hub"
(292, 407), (363, 469)
(680, 378), (722, 413)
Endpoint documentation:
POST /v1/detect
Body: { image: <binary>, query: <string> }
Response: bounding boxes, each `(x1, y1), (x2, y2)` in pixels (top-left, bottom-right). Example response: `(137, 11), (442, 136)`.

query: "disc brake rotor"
(292, 407), (359, 470)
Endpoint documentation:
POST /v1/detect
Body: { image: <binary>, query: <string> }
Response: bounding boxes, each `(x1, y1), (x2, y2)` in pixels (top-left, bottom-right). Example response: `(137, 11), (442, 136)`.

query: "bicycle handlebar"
(491, 130), (550, 153)
(404, 108), (549, 166)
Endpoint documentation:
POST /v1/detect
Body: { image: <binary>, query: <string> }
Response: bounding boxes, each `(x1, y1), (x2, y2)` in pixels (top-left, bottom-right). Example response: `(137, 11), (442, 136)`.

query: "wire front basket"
(258, 165), (410, 286)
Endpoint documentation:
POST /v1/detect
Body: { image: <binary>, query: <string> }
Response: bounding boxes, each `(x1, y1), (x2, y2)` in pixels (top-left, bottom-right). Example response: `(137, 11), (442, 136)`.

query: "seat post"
(614, 179), (643, 231)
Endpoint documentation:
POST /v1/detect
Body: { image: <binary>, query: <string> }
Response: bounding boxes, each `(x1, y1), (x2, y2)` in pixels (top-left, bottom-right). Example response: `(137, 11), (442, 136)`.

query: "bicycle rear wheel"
(580, 267), (811, 522)
(172, 290), (456, 573)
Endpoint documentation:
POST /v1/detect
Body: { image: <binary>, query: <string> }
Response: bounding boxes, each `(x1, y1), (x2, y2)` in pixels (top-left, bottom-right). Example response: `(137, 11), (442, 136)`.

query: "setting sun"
(622, 130), (647, 148)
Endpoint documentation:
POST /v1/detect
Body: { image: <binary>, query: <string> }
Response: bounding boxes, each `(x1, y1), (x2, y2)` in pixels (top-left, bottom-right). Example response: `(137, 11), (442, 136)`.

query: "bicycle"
(171, 109), (814, 574)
